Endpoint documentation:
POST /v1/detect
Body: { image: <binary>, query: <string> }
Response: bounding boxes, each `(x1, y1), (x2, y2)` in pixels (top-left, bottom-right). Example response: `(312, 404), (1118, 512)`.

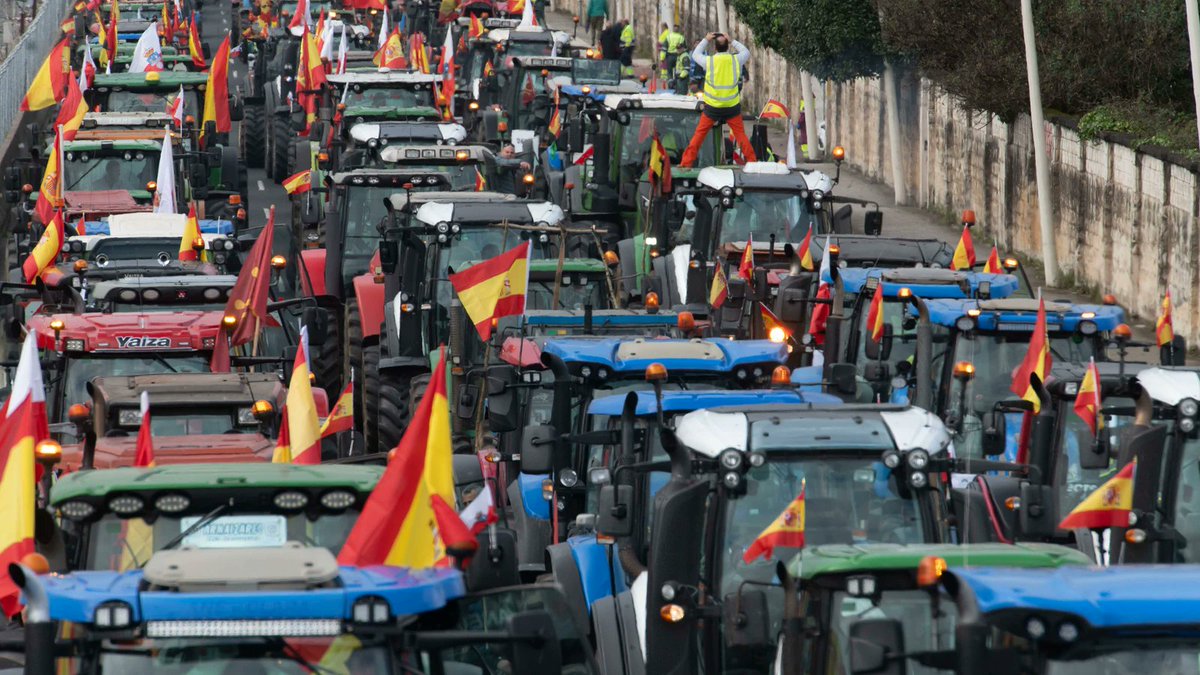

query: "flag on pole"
(709, 264), (728, 309)
(283, 170), (313, 195)
(80, 38), (97, 93)
(517, 0), (537, 28)
(469, 14), (485, 38)
(187, 12), (206, 68)
(129, 22), (164, 73)
(866, 282), (885, 344)
(1058, 461), (1133, 530)
(758, 99), (789, 119)
(430, 494), (477, 559)
(1157, 291), (1174, 347)
(459, 488), (498, 535)
(200, 34), (232, 148)
(55, 73), (88, 141)
(319, 382), (353, 438)
(289, 0), (311, 30)
(1073, 358), (1102, 437)
(22, 209), (64, 285)
(737, 237), (754, 282)
(374, 28), (407, 69)
(795, 225), (814, 271)
(178, 203), (207, 262)
(807, 239), (833, 344)
(337, 348), (456, 569)
(20, 37), (69, 112)
(785, 120), (797, 169)
(742, 491), (805, 563)
(648, 133), (673, 194)
(273, 327), (322, 465)
(167, 85), (185, 128)
(951, 224), (975, 270)
(222, 206), (276, 346)
(1010, 296), (1052, 413)
(134, 391), (156, 467)
(449, 242), (531, 340)
(337, 24), (349, 74)
(154, 130), (177, 214)
(547, 87), (562, 137)
(984, 246), (1003, 274)
(474, 168), (487, 191)
(377, 8), (389, 51)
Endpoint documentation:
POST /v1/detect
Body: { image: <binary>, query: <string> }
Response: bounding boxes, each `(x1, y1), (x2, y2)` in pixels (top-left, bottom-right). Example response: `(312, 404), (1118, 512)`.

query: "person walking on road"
(599, 20), (622, 61)
(619, 20), (635, 77)
(680, 32), (756, 167)
(587, 0), (608, 42)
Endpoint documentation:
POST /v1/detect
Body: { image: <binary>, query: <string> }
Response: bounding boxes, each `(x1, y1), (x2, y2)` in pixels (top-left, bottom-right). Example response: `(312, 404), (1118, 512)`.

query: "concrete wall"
(551, 0), (1200, 344)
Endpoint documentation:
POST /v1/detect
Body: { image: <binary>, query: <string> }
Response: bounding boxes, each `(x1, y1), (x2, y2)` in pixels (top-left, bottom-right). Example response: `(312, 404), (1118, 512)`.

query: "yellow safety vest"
(703, 52), (741, 108)
(620, 25), (635, 47)
(665, 31), (685, 54)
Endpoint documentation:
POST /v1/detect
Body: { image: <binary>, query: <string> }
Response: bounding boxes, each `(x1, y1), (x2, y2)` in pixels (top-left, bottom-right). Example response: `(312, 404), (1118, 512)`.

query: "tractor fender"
(351, 273), (387, 340)
(566, 535), (627, 616)
(546, 541), (590, 636)
(298, 248), (327, 297)
(312, 386), (330, 416)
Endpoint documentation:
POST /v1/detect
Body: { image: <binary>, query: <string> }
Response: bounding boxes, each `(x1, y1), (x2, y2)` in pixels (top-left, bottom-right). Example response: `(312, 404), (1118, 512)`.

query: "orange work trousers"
(680, 111), (757, 167)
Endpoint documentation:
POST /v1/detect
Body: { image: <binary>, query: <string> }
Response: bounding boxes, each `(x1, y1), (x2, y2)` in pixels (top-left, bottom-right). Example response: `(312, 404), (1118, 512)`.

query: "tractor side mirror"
(378, 238), (399, 274)
(1162, 335), (1187, 366)
(230, 96), (245, 122)
(832, 204), (853, 234)
(301, 306), (327, 346)
(863, 324), (893, 361)
(722, 589), (771, 649)
(849, 618), (906, 675)
(596, 484), (634, 538)
(1018, 482), (1057, 539)
(980, 411), (1007, 457)
(507, 611), (563, 675)
(864, 210), (883, 236)
(519, 424), (554, 474)
(830, 363), (857, 396)
(484, 365), (520, 433)
(1079, 426), (1112, 470)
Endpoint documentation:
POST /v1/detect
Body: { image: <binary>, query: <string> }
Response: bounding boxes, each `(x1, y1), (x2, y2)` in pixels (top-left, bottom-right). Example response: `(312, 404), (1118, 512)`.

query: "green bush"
(730, 0), (890, 81)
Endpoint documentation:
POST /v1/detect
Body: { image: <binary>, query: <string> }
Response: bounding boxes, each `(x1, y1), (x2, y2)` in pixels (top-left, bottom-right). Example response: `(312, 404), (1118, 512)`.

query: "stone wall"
(550, 0), (1200, 344)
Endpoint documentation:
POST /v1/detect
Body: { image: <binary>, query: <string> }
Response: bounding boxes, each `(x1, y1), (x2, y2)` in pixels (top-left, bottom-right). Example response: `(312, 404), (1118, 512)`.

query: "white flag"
(459, 487), (497, 534)
(168, 85), (185, 127)
(377, 10), (389, 51)
(518, 0), (537, 30)
(785, 120), (797, 169)
(129, 22), (164, 73)
(337, 24), (349, 74)
(154, 130), (177, 214)
(80, 37), (97, 93)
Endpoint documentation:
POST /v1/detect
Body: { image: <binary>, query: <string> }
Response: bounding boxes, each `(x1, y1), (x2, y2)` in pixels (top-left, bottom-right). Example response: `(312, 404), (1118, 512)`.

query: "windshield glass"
(344, 86), (435, 109)
(64, 153), (158, 192)
(92, 636), (392, 673)
(1056, 397), (1136, 517)
(341, 185), (390, 268)
(110, 408), (247, 436)
(620, 110), (709, 168)
(948, 333), (1100, 459)
(107, 90), (201, 114)
(718, 191), (821, 245)
(829, 590), (957, 675)
(853, 298), (946, 404)
(88, 238), (184, 262)
(1043, 644), (1200, 674)
(1170, 432), (1200, 564)
(63, 354), (210, 416)
(86, 510), (359, 571)
(526, 274), (607, 310)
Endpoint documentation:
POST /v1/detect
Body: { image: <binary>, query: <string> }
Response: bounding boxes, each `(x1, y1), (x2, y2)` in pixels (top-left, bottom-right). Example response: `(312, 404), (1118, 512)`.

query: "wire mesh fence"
(0, 0), (69, 145)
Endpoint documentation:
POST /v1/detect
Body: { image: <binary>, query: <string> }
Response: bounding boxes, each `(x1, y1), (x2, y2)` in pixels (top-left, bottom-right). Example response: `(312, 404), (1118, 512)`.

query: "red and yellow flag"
(134, 391), (156, 468)
(200, 34), (232, 147)
(866, 282), (885, 344)
(762, 304), (789, 342)
(648, 133), (672, 193)
(222, 206), (276, 346)
(1157, 291), (1174, 347)
(795, 225), (814, 271)
(178, 203), (208, 262)
(547, 87), (562, 137)
(709, 264), (728, 309)
(409, 33), (430, 74)
(469, 14), (485, 38)
(743, 491), (805, 563)
(22, 209), (64, 284)
(951, 224), (975, 270)
(320, 381), (353, 438)
(507, 0), (526, 14)
(55, 72), (89, 141)
(1058, 461), (1133, 530)
(274, 327), (322, 465)
(758, 98), (790, 120)
(188, 12), (206, 68)
(20, 37), (69, 112)
(0, 333), (49, 616)
(338, 348), (455, 568)
(34, 128), (63, 227)
(449, 242), (530, 340)
(374, 28), (407, 69)
(984, 246), (1002, 274)
(1010, 296), (1052, 413)
(737, 238), (754, 283)
(298, 25), (327, 92)
(283, 170), (313, 195)
(474, 168), (487, 191)
(105, 0), (120, 68)
(1073, 358), (1102, 437)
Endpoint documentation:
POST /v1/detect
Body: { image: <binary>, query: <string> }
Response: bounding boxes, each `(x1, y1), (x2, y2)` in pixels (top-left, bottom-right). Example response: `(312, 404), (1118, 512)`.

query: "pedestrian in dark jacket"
(599, 21), (621, 61)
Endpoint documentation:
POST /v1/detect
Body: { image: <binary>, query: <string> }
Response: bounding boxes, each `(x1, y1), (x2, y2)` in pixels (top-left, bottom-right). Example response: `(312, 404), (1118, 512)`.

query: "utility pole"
(883, 62), (906, 203)
(1186, 0), (1200, 152)
(1020, 0), (1059, 286)
(715, 0), (728, 35)
(801, 73), (819, 161)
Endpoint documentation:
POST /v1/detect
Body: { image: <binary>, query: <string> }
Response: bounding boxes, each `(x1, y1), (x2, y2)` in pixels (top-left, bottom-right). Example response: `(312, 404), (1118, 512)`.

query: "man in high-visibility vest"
(658, 23), (685, 80)
(619, 20), (635, 77)
(680, 32), (756, 167)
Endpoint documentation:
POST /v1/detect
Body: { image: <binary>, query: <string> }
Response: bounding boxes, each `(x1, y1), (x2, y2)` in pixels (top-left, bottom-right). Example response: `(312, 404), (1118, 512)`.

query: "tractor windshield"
(718, 190), (823, 246)
(619, 110), (709, 169)
(1055, 397), (1135, 517)
(64, 152), (158, 193)
(91, 636), (392, 673)
(107, 89), (201, 114)
(829, 589), (957, 675)
(344, 86), (436, 110)
(526, 273), (608, 310)
(62, 354), (210, 417)
(341, 185), (391, 271)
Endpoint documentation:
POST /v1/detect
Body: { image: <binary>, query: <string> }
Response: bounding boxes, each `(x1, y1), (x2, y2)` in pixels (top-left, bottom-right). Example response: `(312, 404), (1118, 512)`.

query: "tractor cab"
(62, 212), (240, 275)
(329, 71), (446, 124)
(90, 71), (210, 116)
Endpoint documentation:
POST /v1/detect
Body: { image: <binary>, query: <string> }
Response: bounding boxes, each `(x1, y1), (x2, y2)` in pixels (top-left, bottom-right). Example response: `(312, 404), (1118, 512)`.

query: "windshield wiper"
(147, 352), (181, 373)
(276, 639), (339, 675)
(65, 160), (106, 192)
(150, 500), (231, 560)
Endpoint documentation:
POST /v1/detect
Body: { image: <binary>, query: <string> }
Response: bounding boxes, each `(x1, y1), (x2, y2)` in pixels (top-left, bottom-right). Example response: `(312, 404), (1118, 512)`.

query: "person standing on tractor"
(587, 0), (608, 42)
(680, 32), (756, 167)
(658, 23), (686, 82)
(600, 20), (623, 61)
(619, 20), (636, 77)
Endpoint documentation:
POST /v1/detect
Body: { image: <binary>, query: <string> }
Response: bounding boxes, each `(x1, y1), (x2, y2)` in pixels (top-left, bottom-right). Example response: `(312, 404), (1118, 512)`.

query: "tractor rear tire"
(362, 341), (381, 454)
(408, 374), (432, 423)
(311, 306), (343, 402)
(344, 300), (365, 445)
(376, 376), (411, 455)
(244, 103), (265, 169)
(271, 114), (291, 183)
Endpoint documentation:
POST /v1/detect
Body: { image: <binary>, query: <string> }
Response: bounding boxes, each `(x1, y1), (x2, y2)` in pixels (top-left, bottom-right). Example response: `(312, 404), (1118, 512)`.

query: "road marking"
(263, 207), (271, 220)
(257, 180), (265, 192)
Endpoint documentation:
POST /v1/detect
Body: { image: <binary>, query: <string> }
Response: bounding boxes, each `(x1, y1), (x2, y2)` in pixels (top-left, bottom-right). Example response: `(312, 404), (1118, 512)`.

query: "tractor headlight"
(718, 448), (743, 471)
(94, 602), (134, 629)
(351, 596), (391, 624)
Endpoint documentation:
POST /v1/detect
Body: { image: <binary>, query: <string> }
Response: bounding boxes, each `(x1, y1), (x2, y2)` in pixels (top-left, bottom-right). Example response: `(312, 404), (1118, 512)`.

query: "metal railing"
(0, 0), (69, 146)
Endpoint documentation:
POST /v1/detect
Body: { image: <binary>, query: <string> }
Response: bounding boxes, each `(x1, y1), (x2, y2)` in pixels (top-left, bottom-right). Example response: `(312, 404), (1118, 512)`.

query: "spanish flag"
(20, 37), (69, 112)
(758, 98), (790, 120)
(795, 224), (814, 271)
(22, 209), (64, 284)
(222, 206), (276, 346)
(547, 87), (562, 137)
(134, 391), (156, 468)
(1010, 296), (1052, 413)
(374, 28), (407, 69)
(449, 242), (530, 341)
(409, 33), (431, 74)
(742, 490), (805, 563)
(1157, 291), (1174, 347)
(762, 304), (789, 341)
(483, 60), (494, 77)
(709, 264), (728, 309)
(178, 203), (207, 262)
(474, 168), (487, 191)
(283, 170), (313, 195)
(201, 34), (232, 148)
(188, 11), (206, 68)
(0, 332), (49, 616)
(648, 133), (672, 193)
(951, 224), (975, 270)
(338, 348), (456, 569)
(866, 282), (885, 344)
(507, 0), (525, 14)
(1073, 357), (1102, 437)
(984, 246), (1002, 274)
(737, 237), (754, 283)
(1058, 461), (1133, 530)
(274, 326), (322, 465)
(469, 14), (485, 38)
(298, 25), (327, 91)
(319, 381), (353, 438)
(34, 125), (62, 228)
(55, 73), (88, 141)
